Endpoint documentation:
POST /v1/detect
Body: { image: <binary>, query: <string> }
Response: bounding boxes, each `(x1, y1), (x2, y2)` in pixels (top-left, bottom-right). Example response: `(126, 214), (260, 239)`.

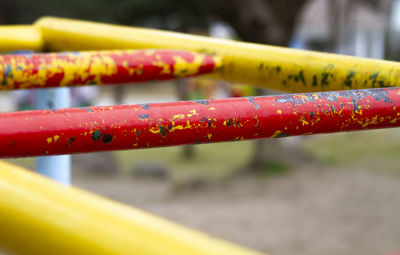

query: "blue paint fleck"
(247, 97), (260, 109)
(138, 114), (150, 119)
(139, 103), (150, 110)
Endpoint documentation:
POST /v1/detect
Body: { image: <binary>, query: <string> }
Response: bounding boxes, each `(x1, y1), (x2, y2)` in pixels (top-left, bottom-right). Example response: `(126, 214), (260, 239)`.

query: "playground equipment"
(0, 160), (263, 255)
(0, 50), (221, 90)
(0, 87), (399, 158)
(0, 17), (399, 254)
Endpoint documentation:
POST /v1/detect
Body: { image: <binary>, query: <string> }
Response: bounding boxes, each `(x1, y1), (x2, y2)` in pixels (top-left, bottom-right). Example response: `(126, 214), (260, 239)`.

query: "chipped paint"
(0, 50), (221, 90)
(1, 87), (400, 158)
(34, 17), (400, 93)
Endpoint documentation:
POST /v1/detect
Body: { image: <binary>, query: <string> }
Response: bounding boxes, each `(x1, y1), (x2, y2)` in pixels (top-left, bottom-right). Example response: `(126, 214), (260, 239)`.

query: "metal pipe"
(1, 87), (399, 158)
(0, 26), (43, 52)
(35, 87), (71, 185)
(0, 50), (221, 90)
(0, 160), (265, 255)
(34, 17), (400, 92)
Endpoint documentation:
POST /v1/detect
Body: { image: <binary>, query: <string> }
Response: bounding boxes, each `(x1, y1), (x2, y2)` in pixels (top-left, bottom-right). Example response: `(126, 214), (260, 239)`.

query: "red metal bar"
(0, 50), (220, 90)
(1, 87), (400, 158)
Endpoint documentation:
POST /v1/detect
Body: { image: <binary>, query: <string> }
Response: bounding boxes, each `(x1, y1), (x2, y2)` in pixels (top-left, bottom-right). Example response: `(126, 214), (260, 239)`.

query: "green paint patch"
(369, 71), (380, 88)
(102, 134), (114, 144)
(344, 70), (356, 87)
(92, 130), (103, 141)
(312, 75), (317, 86)
(275, 133), (290, 138)
(298, 70), (306, 85)
(159, 126), (169, 137)
(321, 72), (331, 86)
(369, 71), (379, 80)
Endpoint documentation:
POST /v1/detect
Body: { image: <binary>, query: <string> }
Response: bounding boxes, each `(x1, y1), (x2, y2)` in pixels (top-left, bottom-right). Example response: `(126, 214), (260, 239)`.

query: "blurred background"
(1, 0), (400, 254)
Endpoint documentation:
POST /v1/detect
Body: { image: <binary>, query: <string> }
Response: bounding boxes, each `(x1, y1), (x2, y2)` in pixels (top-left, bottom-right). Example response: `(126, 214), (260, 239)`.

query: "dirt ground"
(73, 163), (400, 255)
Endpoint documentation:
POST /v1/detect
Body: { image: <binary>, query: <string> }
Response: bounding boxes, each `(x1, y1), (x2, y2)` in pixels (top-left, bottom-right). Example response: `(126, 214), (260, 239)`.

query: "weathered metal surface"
(0, 160), (265, 255)
(0, 50), (221, 90)
(0, 26), (43, 52)
(1, 87), (400, 158)
(35, 17), (400, 92)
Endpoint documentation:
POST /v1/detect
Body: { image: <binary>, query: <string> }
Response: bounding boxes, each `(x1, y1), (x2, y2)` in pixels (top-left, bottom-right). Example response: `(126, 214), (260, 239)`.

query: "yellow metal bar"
(0, 160), (265, 255)
(35, 17), (400, 92)
(0, 25), (43, 52)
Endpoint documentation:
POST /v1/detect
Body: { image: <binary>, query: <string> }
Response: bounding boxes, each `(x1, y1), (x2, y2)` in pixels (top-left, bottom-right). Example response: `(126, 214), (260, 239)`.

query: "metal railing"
(0, 17), (399, 255)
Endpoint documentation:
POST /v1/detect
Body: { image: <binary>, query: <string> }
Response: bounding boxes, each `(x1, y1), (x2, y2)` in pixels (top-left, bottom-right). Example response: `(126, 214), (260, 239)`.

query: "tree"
(205, 0), (309, 171)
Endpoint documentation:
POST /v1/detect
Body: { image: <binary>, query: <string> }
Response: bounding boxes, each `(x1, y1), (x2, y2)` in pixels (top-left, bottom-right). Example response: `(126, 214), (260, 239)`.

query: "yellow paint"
(149, 128), (161, 134)
(187, 109), (199, 117)
(0, 161), (265, 255)
(233, 136), (244, 141)
(0, 26), (43, 52)
(277, 110), (282, 114)
(53, 135), (60, 142)
(0, 50), (132, 90)
(173, 55), (205, 78)
(171, 125), (185, 131)
(361, 115), (379, 128)
(160, 65), (171, 75)
(301, 119), (309, 126)
(136, 64), (144, 75)
(34, 17), (400, 92)
(46, 137), (52, 144)
(151, 57), (172, 75)
(270, 130), (282, 138)
(173, 114), (186, 119)
(253, 115), (259, 127)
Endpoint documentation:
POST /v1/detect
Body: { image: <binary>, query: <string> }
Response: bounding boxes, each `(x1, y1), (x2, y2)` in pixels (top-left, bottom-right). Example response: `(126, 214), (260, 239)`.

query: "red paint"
(0, 50), (219, 90)
(1, 88), (400, 157)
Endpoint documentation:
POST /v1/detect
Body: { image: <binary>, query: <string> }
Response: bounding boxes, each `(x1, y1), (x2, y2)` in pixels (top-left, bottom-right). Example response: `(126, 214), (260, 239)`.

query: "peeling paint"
(1, 87), (400, 157)
(0, 50), (221, 90)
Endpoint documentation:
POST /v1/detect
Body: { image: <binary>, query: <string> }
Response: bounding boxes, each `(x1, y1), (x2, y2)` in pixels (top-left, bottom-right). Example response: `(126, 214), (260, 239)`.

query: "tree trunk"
(175, 80), (196, 159)
(205, 0), (308, 171)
